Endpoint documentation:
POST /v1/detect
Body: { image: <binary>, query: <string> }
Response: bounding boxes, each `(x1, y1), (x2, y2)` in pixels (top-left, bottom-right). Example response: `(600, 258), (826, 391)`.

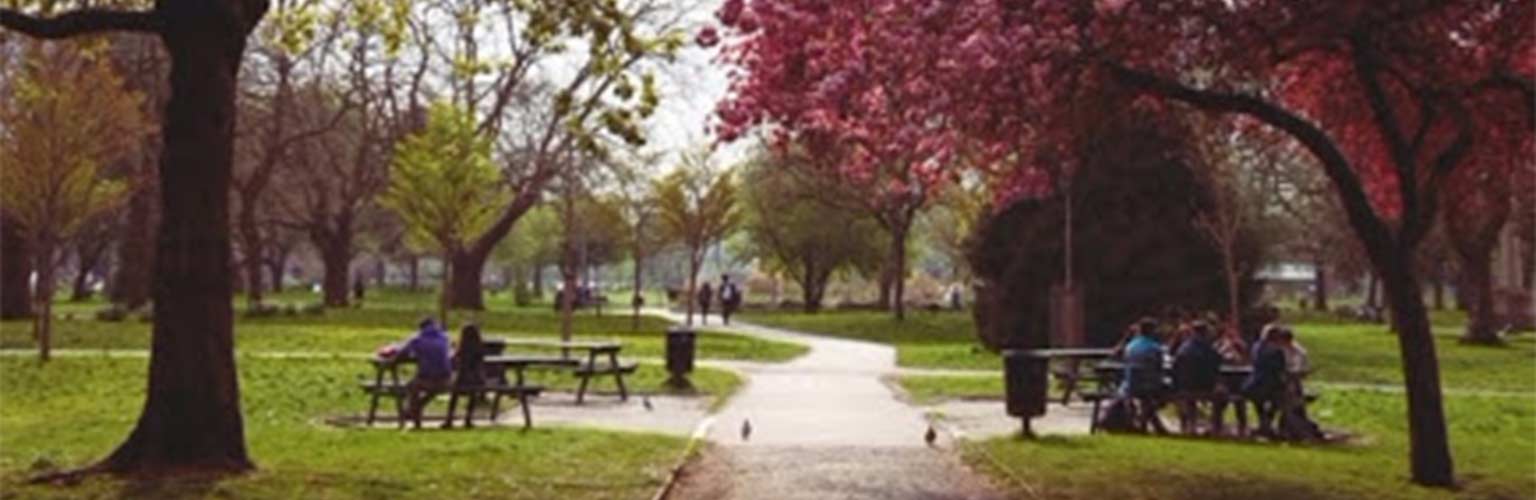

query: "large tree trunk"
(1446, 194), (1509, 344)
(1378, 250), (1455, 486)
(447, 248), (488, 310)
(1453, 238), (1501, 343)
(317, 234), (351, 308)
(1312, 256), (1329, 311)
(1, 215), (32, 319)
(100, 5), (261, 473)
(71, 239), (109, 301)
(799, 261), (831, 314)
(266, 247), (286, 294)
(110, 185), (156, 308)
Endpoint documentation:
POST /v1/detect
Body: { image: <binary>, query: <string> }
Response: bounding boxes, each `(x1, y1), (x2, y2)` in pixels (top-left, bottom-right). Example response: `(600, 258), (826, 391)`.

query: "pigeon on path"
(924, 425), (938, 447)
(642, 395), (653, 411)
(741, 418), (753, 442)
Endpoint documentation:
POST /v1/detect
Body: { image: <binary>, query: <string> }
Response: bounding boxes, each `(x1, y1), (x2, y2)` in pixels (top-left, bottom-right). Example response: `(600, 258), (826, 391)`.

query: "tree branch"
(1104, 61), (1398, 259)
(0, 9), (160, 39)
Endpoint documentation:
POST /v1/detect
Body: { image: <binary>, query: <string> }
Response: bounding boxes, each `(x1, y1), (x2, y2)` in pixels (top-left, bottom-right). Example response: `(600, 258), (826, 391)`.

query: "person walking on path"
(697, 281), (714, 326)
(718, 274), (742, 325)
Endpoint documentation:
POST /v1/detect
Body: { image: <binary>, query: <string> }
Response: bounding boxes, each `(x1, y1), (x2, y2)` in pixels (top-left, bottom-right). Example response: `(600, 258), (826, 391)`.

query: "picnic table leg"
(1059, 359), (1079, 406)
(490, 392), (503, 421)
(519, 392), (533, 429)
(610, 351), (628, 401)
(576, 375), (591, 405)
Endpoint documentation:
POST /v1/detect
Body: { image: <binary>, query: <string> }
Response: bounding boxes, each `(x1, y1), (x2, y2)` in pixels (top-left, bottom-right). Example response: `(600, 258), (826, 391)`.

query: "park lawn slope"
(0, 355), (705, 499)
(1, 302), (807, 363)
(739, 310), (994, 369)
(965, 390), (1535, 500)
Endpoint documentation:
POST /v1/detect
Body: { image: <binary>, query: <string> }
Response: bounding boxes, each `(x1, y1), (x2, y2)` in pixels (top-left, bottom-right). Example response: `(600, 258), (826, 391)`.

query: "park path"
(646, 309), (1006, 500)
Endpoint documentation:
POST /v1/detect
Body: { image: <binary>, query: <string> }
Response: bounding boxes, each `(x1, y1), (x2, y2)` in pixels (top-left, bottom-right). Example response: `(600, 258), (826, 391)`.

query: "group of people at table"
(1105, 314), (1323, 441)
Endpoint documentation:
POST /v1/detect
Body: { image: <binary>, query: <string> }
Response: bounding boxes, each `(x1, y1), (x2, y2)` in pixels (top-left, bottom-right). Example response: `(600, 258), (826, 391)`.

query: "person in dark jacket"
(1243, 324), (1290, 438)
(696, 281), (714, 325)
(1172, 321), (1223, 434)
(718, 274), (742, 325)
(443, 324), (487, 428)
(394, 318), (453, 427)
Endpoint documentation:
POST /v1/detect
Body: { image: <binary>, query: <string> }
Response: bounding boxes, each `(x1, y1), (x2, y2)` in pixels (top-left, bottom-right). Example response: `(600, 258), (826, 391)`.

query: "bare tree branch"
(0, 9), (160, 39)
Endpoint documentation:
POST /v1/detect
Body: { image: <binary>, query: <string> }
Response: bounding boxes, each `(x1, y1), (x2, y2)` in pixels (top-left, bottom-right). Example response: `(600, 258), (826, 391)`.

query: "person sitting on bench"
(1243, 324), (1289, 439)
(1119, 317), (1170, 434)
(394, 317), (452, 427)
(1172, 321), (1223, 434)
(442, 324), (487, 428)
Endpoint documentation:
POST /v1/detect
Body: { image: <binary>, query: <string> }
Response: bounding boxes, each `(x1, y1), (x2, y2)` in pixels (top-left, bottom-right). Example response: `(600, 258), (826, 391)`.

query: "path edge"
(651, 416), (715, 500)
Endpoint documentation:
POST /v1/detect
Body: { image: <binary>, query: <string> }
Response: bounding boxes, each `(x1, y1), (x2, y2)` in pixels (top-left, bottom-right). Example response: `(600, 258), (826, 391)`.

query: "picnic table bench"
(361, 355), (546, 429)
(487, 338), (639, 404)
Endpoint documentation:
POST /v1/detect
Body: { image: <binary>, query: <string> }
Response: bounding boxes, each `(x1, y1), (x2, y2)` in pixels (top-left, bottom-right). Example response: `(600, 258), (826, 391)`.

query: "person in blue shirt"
(1119, 317), (1170, 434)
(395, 317), (453, 427)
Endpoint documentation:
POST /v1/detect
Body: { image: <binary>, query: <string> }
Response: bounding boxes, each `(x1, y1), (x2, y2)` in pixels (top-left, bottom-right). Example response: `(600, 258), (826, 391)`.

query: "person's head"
(721, 274), (731, 283)
(459, 324), (483, 348)
(1137, 317), (1160, 337)
(1273, 326), (1295, 346)
(418, 317), (437, 331)
(1191, 320), (1214, 340)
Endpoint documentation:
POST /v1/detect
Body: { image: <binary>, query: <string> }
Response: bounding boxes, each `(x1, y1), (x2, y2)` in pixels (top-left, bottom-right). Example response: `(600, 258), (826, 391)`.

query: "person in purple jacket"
(396, 317), (453, 426)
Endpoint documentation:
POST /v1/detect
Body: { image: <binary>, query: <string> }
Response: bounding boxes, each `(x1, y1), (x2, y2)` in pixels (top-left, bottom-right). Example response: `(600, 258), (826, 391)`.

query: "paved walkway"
(648, 309), (1006, 500)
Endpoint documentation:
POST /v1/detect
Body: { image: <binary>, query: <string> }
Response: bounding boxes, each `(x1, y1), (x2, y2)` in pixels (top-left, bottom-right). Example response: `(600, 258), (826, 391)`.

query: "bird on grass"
(741, 418), (753, 442)
(642, 395), (654, 412)
(924, 425), (938, 447)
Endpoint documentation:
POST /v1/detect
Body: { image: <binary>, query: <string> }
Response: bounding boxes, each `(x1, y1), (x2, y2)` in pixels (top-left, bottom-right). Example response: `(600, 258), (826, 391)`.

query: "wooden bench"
(360, 379), (546, 429)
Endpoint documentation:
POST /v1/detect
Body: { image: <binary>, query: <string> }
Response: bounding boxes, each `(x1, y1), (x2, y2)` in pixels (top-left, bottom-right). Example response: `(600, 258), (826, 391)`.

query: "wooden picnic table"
(360, 354), (545, 429)
(486, 337), (637, 404)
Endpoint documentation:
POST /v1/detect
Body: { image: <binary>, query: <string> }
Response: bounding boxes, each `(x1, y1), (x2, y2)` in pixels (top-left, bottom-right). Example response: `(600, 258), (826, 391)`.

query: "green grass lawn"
(0, 355), (732, 499)
(966, 390), (1535, 499)
(4, 289), (806, 363)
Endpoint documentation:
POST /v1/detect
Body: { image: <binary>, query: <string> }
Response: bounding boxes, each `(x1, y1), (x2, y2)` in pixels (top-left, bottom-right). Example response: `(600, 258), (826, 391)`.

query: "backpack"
(1096, 398), (1138, 432)
(721, 283), (740, 305)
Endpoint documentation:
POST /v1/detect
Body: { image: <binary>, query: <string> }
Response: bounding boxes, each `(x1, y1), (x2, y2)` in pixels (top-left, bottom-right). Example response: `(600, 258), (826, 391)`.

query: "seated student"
(1119, 317), (1170, 434)
(443, 324), (487, 429)
(1277, 328), (1325, 441)
(1208, 317), (1250, 435)
(1172, 321), (1224, 434)
(1242, 324), (1289, 439)
(394, 317), (453, 428)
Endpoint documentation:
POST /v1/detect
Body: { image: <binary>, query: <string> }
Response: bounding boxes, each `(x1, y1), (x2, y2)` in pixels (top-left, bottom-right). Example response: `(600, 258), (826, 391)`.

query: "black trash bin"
(1003, 349), (1048, 436)
(665, 326), (696, 390)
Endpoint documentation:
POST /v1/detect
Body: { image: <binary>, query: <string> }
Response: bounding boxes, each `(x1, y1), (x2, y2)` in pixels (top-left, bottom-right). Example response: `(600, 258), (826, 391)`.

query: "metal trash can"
(1003, 349), (1048, 435)
(665, 326), (696, 389)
